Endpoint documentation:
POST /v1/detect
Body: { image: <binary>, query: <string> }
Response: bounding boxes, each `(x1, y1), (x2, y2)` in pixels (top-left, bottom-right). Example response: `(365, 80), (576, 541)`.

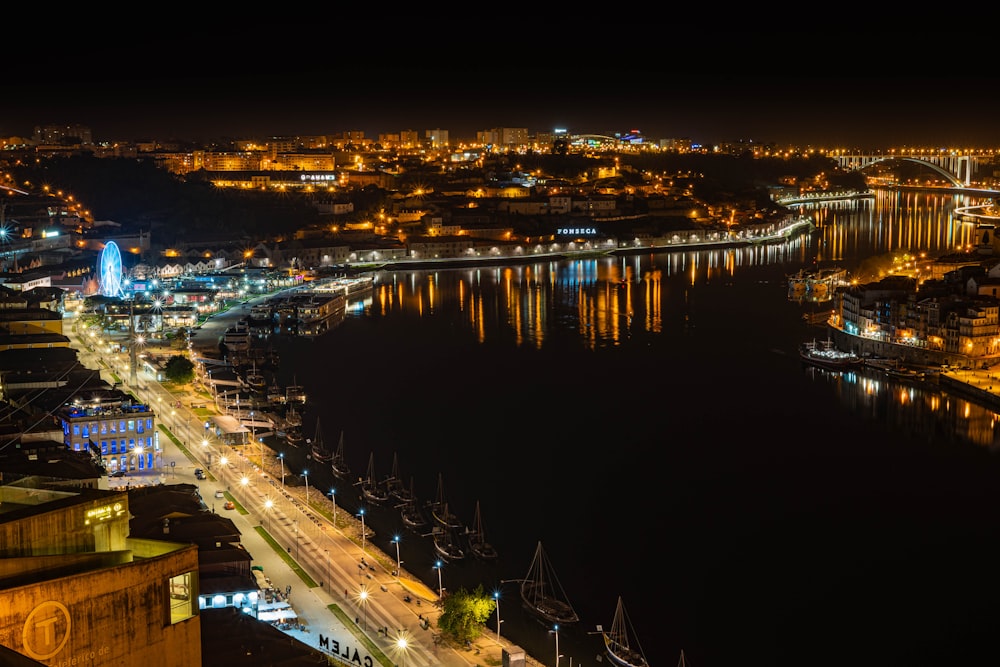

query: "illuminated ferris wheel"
(98, 241), (125, 298)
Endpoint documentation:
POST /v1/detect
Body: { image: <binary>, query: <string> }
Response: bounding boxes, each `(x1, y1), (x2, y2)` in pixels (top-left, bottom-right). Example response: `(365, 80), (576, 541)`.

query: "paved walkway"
(67, 307), (536, 667)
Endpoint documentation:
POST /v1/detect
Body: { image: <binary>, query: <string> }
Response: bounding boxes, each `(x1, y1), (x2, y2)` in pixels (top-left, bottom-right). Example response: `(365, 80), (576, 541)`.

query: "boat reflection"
(804, 365), (1000, 450)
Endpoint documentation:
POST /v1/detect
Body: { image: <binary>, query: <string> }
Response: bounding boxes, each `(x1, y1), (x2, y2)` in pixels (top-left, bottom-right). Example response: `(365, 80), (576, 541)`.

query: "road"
(65, 301), (536, 667)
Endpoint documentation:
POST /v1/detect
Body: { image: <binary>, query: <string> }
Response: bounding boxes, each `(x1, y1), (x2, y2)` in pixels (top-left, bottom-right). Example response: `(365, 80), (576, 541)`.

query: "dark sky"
(5, 47), (998, 149)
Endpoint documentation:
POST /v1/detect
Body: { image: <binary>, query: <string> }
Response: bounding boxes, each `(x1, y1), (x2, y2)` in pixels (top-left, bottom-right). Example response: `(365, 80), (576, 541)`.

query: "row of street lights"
(207, 440), (446, 667)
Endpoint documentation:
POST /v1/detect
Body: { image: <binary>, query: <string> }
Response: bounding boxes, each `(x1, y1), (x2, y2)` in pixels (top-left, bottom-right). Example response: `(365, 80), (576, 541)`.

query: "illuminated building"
(0, 485), (202, 665)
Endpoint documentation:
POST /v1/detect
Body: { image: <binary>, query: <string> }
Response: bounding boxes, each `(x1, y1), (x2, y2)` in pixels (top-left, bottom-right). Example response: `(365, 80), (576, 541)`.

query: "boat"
(431, 517), (465, 561)
(787, 268), (808, 299)
(467, 500), (498, 561)
(427, 473), (464, 530)
(400, 497), (428, 531)
(799, 338), (863, 371)
(241, 360), (267, 393)
(285, 378), (306, 404)
(331, 430), (351, 480)
(788, 266), (848, 303)
(601, 596), (650, 667)
(398, 477), (427, 529)
(266, 378), (283, 403)
(307, 418), (333, 464)
(802, 308), (832, 325)
(358, 452), (389, 505)
(865, 357), (927, 382)
(520, 541), (579, 625)
(284, 402), (302, 429)
(386, 453), (414, 504)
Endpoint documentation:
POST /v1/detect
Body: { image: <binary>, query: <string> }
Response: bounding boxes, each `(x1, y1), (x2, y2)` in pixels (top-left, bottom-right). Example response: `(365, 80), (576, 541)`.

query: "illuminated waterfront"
(271, 188), (1000, 667)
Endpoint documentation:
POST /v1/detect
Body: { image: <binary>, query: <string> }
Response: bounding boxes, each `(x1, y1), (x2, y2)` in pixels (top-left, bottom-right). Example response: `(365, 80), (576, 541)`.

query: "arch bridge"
(832, 153), (978, 187)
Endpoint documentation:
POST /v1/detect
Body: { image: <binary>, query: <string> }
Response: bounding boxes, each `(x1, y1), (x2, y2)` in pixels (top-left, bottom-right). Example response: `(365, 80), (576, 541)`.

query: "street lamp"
(395, 632), (410, 667)
(329, 488), (337, 527)
(392, 535), (402, 578)
(264, 498), (273, 530)
(303, 469), (309, 506)
(434, 560), (444, 599)
(278, 453), (285, 487)
(358, 585), (370, 631)
(550, 625), (561, 667)
(493, 590), (503, 643)
(358, 508), (366, 555)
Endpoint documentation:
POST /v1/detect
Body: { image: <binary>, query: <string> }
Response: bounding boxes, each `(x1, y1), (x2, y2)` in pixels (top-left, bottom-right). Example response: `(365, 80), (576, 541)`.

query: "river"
(265, 188), (1000, 667)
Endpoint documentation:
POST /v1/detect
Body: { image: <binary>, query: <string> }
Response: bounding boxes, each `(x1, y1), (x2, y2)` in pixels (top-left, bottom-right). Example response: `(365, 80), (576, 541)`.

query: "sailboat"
(467, 500), (498, 561)
(601, 596), (649, 667)
(331, 430), (351, 479)
(399, 478), (427, 530)
(520, 541), (579, 625)
(307, 417), (332, 464)
(431, 506), (465, 561)
(383, 452), (409, 502)
(358, 452), (389, 504)
(427, 473), (464, 530)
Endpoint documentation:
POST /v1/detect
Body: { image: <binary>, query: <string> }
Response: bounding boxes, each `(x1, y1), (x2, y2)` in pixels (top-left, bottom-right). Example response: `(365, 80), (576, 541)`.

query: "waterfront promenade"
(67, 303), (537, 667)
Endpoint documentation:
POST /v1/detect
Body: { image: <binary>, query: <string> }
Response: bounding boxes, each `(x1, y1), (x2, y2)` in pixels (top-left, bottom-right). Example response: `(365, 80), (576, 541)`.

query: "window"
(168, 572), (196, 624)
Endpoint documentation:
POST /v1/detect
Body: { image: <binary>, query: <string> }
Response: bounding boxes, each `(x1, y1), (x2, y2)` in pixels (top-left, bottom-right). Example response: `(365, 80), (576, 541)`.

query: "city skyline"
(7, 59), (1000, 149)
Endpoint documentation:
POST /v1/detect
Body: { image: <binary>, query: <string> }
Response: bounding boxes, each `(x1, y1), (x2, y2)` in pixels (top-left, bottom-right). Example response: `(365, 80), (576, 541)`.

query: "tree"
(163, 354), (195, 384)
(435, 584), (495, 645)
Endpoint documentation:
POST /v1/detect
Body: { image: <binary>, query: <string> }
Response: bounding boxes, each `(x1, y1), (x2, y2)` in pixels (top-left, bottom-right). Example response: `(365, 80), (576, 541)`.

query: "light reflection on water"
(287, 188), (1000, 666)
(354, 189), (1000, 450)
(367, 234), (815, 350)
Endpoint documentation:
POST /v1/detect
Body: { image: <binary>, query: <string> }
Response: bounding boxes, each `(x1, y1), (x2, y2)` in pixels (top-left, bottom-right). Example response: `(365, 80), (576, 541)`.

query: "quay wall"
(828, 326), (969, 369)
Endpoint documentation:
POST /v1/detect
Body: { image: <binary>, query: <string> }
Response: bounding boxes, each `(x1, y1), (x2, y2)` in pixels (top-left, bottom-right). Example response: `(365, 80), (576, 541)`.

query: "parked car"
(223, 501), (235, 510)
(215, 490), (225, 499)
(194, 468), (206, 480)
(110, 470), (127, 478)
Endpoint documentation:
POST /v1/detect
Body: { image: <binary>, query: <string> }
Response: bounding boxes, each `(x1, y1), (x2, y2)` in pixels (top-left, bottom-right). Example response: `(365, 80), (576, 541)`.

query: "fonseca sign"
(318, 632), (376, 666)
(557, 227), (598, 236)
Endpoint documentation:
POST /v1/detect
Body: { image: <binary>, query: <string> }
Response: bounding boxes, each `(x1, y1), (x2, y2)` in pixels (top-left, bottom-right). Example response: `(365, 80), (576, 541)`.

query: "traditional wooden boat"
(431, 516), (465, 561)
(358, 452), (389, 505)
(331, 429), (351, 479)
(383, 452), (410, 502)
(467, 500), (498, 561)
(307, 417), (332, 464)
(601, 596), (649, 667)
(520, 541), (579, 625)
(427, 473), (464, 530)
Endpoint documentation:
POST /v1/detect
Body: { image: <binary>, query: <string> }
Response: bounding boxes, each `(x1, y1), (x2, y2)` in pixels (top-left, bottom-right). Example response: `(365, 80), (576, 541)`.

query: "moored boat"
(431, 518), (465, 561)
(358, 452), (389, 505)
(601, 596), (650, 667)
(400, 501), (427, 531)
(799, 338), (863, 371)
(520, 541), (579, 625)
(427, 473), (464, 530)
(307, 417), (333, 464)
(331, 430), (351, 479)
(467, 500), (498, 561)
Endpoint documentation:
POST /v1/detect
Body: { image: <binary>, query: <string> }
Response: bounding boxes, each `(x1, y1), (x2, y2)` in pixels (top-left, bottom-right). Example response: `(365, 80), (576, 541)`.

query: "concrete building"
(0, 485), (203, 666)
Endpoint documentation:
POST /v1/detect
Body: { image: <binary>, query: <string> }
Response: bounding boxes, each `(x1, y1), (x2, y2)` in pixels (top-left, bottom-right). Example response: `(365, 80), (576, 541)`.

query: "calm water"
(272, 189), (1000, 667)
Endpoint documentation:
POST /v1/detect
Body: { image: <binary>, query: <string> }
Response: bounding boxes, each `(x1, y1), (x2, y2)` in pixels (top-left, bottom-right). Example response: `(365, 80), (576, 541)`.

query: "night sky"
(5, 44), (999, 149)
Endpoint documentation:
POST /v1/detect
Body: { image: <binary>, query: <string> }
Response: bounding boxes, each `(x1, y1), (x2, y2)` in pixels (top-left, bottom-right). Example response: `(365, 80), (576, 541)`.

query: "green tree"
(163, 355), (195, 384)
(436, 584), (495, 645)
